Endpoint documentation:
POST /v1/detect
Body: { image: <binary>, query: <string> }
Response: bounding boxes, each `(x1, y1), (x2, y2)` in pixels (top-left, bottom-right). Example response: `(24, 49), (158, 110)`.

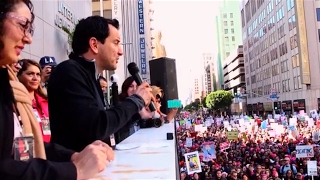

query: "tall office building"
(241, 0), (320, 114)
(21, 1), (92, 62)
(193, 78), (201, 101)
(92, 0), (154, 85)
(203, 53), (217, 94)
(223, 46), (246, 113)
(151, 30), (167, 58)
(215, 0), (243, 90)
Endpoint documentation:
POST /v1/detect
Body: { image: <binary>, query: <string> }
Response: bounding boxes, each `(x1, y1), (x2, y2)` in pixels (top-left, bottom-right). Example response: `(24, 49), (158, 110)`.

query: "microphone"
(127, 62), (156, 112)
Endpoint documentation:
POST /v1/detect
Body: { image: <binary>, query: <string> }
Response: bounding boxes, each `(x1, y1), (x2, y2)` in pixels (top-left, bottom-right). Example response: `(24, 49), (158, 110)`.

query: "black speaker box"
(149, 57), (179, 114)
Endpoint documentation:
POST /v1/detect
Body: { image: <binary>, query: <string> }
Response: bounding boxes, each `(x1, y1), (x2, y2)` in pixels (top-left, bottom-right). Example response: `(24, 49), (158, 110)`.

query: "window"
(287, 0), (294, 11)
(224, 29), (228, 34)
(226, 52), (230, 57)
(280, 60), (289, 72)
(278, 24), (285, 39)
(290, 34), (298, 49)
(272, 64), (279, 76)
(225, 37), (229, 42)
(230, 21), (234, 26)
(318, 29), (320, 42)
(279, 42), (288, 56)
(282, 79), (290, 92)
(276, 7), (284, 22)
(230, 13), (233, 18)
(293, 76), (302, 90)
(223, 13), (227, 18)
(224, 21), (228, 26)
(231, 28), (234, 33)
(232, 36), (235, 41)
(317, 9), (320, 21)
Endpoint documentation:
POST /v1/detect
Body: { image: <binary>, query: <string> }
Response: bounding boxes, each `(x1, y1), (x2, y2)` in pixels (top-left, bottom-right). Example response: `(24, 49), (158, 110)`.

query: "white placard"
(296, 145), (314, 158)
(184, 151), (202, 175)
(307, 160), (317, 176)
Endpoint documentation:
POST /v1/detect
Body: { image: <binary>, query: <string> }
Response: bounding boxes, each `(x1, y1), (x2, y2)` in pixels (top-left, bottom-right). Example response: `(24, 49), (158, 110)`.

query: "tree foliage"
(205, 90), (233, 110)
(202, 96), (207, 108)
(184, 98), (201, 111)
(61, 26), (75, 49)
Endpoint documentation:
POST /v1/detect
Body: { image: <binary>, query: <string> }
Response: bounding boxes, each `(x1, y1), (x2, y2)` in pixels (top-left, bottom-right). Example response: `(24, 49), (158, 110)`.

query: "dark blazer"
(0, 68), (76, 180)
(47, 56), (144, 152)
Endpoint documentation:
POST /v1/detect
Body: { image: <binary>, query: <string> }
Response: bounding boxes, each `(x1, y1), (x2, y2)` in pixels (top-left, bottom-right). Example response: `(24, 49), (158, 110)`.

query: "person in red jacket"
(17, 59), (51, 142)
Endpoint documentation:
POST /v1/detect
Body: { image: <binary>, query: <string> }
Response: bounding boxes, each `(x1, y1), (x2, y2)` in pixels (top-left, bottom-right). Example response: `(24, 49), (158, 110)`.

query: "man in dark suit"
(48, 16), (154, 152)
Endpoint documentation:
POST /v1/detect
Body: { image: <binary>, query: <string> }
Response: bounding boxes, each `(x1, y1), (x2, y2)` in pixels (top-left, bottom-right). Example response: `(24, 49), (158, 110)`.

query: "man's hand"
(72, 140), (114, 180)
(139, 107), (154, 119)
(134, 82), (154, 105)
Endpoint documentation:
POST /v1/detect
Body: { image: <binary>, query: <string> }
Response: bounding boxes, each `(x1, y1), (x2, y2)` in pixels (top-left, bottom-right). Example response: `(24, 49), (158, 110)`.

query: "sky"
(152, 0), (223, 104)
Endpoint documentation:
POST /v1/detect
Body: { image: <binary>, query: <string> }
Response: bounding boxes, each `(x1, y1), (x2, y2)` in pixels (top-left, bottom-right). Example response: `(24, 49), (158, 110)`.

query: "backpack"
(281, 164), (295, 176)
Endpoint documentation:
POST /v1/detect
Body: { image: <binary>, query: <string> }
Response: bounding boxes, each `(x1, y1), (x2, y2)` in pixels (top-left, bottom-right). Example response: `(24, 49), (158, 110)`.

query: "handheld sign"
(168, 99), (182, 108)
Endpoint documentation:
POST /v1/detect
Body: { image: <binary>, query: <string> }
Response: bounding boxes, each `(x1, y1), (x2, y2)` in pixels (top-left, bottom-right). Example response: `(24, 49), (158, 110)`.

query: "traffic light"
(273, 102), (278, 110)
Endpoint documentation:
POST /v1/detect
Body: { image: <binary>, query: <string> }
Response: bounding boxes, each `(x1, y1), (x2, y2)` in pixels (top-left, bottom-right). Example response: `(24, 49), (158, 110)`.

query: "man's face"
(97, 24), (123, 71)
(99, 79), (108, 92)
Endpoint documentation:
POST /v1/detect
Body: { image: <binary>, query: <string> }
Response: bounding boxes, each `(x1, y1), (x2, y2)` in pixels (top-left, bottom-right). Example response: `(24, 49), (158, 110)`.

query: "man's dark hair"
(98, 76), (107, 82)
(71, 16), (119, 57)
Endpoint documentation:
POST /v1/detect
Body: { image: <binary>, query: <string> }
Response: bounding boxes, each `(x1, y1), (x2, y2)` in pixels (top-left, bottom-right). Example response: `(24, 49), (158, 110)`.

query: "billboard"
(138, 0), (145, 35)
(140, 37), (147, 74)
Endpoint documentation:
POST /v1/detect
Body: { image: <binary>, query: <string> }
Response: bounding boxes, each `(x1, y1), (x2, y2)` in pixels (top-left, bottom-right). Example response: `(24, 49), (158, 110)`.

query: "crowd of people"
(176, 114), (320, 180)
(1, 0), (177, 179)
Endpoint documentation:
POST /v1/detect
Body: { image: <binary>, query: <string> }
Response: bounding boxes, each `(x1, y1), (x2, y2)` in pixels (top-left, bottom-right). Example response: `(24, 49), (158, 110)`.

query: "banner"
(296, 145), (314, 158)
(202, 142), (216, 161)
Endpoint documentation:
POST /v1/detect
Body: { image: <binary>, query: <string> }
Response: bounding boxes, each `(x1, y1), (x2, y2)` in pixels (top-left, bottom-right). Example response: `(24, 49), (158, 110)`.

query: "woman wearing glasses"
(0, 0), (113, 179)
(151, 86), (178, 122)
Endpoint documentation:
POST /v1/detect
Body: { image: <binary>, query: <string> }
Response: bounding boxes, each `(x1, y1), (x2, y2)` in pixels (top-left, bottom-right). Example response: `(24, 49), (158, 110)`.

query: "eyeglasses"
(156, 94), (162, 101)
(7, 14), (34, 36)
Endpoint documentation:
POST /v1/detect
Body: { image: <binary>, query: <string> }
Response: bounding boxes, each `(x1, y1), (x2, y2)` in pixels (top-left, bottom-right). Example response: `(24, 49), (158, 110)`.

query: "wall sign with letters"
(139, 38), (147, 74)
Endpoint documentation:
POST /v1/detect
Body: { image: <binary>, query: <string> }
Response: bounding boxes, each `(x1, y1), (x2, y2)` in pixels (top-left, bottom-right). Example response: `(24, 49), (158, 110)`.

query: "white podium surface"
(91, 122), (177, 180)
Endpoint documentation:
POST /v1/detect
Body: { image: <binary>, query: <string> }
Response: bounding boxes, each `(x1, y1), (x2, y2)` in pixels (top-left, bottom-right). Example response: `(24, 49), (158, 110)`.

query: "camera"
(139, 118), (163, 128)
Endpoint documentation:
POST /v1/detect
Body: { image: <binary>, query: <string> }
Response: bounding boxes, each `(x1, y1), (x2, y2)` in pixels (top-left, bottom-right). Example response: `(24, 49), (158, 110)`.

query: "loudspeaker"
(149, 57), (179, 114)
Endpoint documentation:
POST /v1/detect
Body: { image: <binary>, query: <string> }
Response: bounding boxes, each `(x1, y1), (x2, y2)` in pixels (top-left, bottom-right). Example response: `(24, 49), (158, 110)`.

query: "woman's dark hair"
(17, 59), (47, 99)
(98, 76), (107, 82)
(118, 76), (134, 101)
(69, 16), (119, 58)
(0, 0), (35, 51)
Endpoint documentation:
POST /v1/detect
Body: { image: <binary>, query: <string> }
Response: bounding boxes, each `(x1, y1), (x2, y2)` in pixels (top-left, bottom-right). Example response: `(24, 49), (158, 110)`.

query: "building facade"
(193, 78), (201, 101)
(223, 46), (246, 114)
(21, 1), (92, 63)
(241, 0), (320, 114)
(215, 0), (243, 90)
(203, 53), (217, 94)
(92, 0), (154, 85)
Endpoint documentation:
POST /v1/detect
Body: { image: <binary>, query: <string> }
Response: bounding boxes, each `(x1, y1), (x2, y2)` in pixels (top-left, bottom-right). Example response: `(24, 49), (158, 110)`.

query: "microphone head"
(127, 62), (139, 75)
(110, 74), (119, 83)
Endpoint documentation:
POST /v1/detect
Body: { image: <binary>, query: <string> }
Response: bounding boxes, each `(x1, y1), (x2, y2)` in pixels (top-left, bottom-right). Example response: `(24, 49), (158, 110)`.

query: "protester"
(38, 56), (56, 89)
(17, 59), (51, 142)
(0, 0), (113, 179)
(47, 16), (155, 152)
(176, 112), (320, 180)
